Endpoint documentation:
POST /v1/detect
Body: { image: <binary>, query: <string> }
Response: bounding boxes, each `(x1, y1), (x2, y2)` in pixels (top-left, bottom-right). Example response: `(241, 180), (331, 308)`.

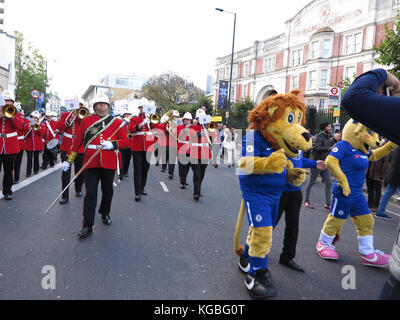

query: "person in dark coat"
(375, 146), (400, 220)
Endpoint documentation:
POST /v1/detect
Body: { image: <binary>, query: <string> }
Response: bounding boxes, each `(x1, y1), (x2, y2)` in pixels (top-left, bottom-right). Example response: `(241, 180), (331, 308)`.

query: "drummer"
(41, 110), (59, 169)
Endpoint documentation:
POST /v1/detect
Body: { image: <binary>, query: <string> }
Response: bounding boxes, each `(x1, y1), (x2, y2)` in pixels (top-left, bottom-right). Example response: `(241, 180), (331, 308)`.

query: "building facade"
(214, 0), (400, 110)
(0, 0), (5, 33)
(46, 92), (62, 116)
(0, 31), (15, 94)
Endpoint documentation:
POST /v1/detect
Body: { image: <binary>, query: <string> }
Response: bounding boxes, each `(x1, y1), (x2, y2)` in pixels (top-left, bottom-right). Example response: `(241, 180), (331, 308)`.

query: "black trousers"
(0, 153), (17, 196)
(60, 151), (84, 199)
(160, 146), (176, 175)
(366, 177), (382, 209)
(121, 148), (132, 176)
(190, 159), (207, 196)
(13, 150), (24, 182)
(82, 168), (115, 228)
(132, 151), (150, 196)
(42, 148), (55, 168)
(275, 190), (303, 262)
(178, 154), (190, 184)
(26, 150), (40, 175)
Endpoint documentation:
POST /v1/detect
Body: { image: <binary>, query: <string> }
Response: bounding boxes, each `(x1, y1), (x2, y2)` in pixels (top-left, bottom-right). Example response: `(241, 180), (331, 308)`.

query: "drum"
(46, 138), (60, 156)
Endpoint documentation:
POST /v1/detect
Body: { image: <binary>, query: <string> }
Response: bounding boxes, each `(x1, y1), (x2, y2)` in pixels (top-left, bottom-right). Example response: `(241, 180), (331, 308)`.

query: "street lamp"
(216, 8), (236, 126)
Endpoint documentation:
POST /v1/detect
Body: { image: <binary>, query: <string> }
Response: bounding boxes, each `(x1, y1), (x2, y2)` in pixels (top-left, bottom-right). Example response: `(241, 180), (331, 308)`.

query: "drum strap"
(45, 121), (56, 138)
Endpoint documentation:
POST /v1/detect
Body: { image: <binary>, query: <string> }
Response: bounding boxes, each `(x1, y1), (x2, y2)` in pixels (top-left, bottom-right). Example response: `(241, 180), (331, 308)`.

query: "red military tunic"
(128, 114), (156, 152)
(153, 122), (178, 149)
(16, 114), (30, 151)
(189, 124), (211, 160)
(69, 114), (129, 170)
(0, 113), (24, 154)
(24, 123), (46, 151)
(43, 120), (59, 145)
(57, 111), (84, 153)
(176, 124), (191, 155)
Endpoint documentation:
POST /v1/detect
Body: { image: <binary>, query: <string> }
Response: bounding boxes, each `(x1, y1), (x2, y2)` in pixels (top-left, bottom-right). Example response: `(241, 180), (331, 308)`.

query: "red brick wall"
(237, 84), (242, 101)
(356, 62), (364, 76)
(331, 65), (344, 85)
(249, 61), (253, 76)
(215, 89), (219, 105)
(362, 27), (367, 51)
(298, 72), (307, 102)
(375, 21), (395, 47)
(332, 35), (343, 58)
(248, 83), (251, 97)
(276, 52), (284, 70)
(303, 44), (309, 64)
(238, 63), (243, 78)
(256, 58), (263, 74)
(285, 76), (291, 93)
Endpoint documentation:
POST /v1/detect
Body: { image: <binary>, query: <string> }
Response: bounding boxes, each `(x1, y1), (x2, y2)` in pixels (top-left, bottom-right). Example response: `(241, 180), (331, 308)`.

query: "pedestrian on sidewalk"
(375, 146), (400, 220)
(303, 121), (333, 210)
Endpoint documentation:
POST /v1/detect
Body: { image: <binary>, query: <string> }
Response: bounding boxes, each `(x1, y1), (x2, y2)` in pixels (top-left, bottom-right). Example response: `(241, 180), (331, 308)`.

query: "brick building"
(214, 0), (400, 110)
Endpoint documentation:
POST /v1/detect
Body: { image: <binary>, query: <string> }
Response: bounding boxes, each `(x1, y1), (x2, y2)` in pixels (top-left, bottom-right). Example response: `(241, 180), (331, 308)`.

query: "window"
(344, 32), (363, 55)
(264, 56), (276, 73)
(365, 26), (374, 50)
(393, 0), (400, 9)
(322, 39), (331, 58)
(306, 99), (314, 107)
(363, 62), (372, 73)
(311, 41), (319, 59)
(319, 99), (326, 110)
(309, 70), (317, 89)
(225, 66), (230, 79)
(243, 84), (248, 98)
(345, 35), (354, 54)
(219, 70), (224, 80)
(232, 65), (238, 79)
(230, 85), (236, 102)
(291, 49), (303, 67)
(244, 63), (249, 77)
(345, 66), (356, 80)
(320, 69), (328, 88)
(291, 75), (299, 91)
(354, 33), (362, 53)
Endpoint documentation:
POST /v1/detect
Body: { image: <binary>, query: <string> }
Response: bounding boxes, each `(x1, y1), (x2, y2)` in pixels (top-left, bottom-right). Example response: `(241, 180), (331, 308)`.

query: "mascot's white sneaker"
(361, 250), (390, 267)
(316, 241), (339, 260)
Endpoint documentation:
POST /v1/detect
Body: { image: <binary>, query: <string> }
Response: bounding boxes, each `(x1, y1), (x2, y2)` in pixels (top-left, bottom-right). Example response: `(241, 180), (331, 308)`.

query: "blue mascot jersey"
(329, 140), (372, 195)
(239, 130), (287, 203)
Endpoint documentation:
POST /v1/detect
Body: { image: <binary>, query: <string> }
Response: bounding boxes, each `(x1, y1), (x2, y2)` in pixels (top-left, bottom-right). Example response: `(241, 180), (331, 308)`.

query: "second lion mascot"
(234, 90), (312, 299)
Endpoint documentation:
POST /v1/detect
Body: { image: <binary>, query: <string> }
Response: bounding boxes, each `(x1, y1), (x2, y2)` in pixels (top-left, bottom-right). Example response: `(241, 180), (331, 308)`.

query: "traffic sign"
(329, 86), (339, 96)
(31, 89), (40, 99)
(329, 95), (339, 106)
(338, 81), (344, 89)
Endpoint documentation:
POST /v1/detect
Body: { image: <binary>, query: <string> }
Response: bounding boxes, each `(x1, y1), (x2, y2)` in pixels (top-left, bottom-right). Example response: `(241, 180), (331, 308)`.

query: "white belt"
(0, 132), (17, 138)
(133, 132), (153, 136)
(18, 136), (24, 140)
(192, 143), (208, 147)
(63, 132), (75, 139)
(87, 144), (102, 150)
(178, 140), (189, 144)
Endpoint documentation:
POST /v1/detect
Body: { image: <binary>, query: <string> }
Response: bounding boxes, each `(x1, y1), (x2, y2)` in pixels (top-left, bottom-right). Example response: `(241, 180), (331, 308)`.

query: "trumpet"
(208, 122), (218, 131)
(2, 105), (17, 119)
(77, 106), (89, 119)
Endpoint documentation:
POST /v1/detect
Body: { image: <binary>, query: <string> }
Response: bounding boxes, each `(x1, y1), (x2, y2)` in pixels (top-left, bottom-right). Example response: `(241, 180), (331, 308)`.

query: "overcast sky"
(6, 0), (311, 99)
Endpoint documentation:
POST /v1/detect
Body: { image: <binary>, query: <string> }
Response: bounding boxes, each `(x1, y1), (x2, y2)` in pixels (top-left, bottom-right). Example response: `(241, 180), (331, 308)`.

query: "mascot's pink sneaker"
(316, 241), (339, 260)
(360, 250), (390, 267)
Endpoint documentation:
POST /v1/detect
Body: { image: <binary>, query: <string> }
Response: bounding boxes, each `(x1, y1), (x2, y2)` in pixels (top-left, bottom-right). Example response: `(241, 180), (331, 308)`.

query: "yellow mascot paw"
(267, 149), (287, 173)
(338, 180), (351, 197)
(287, 168), (306, 187)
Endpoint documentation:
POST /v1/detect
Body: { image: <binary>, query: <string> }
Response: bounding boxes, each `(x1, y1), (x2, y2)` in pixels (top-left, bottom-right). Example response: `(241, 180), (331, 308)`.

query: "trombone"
(24, 116), (46, 139)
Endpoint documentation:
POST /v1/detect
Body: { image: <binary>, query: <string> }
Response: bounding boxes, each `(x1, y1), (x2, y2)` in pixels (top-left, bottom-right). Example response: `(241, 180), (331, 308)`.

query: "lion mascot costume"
(316, 119), (396, 267)
(233, 89), (312, 299)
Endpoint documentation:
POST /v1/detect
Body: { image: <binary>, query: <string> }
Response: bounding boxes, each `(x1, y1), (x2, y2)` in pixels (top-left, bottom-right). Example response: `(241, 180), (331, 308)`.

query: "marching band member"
(0, 91), (24, 200)
(176, 112), (192, 189)
(24, 111), (46, 177)
(128, 103), (156, 201)
(62, 93), (129, 238)
(57, 99), (86, 204)
(120, 112), (133, 180)
(188, 109), (211, 201)
(13, 102), (29, 184)
(41, 110), (59, 169)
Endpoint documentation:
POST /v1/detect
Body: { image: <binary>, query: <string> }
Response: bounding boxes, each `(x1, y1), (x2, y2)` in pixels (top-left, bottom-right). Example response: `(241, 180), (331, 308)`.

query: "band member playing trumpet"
(176, 112), (192, 189)
(57, 99), (87, 204)
(13, 102), (30, 184)
(62, 93), (129, 238)
(189, 109), (211, 201)
(128, 103), (157, 201)
(120, 112), (133, 180)
(0, 90), (23, 200)
(24, 111), (46, 177)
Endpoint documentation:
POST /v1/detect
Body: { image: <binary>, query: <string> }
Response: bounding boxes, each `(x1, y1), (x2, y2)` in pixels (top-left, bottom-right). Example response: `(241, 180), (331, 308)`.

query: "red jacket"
(153, 122), (178, 148)
(0, 114), (24, 154)
(128, 114), (156, 152)
(69, 114), (129, 170)
(189, 124), (211, 160)
(176, 124), (191, 155)
(24, 123), (46, 151)
(57, 111), (84, 153)
(16, 115), (30, 151)
(43, 120), (59, 144)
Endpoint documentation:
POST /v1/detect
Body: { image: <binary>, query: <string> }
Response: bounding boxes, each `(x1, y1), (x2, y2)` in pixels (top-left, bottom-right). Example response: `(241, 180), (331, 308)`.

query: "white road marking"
(160, 181), (169, 192)
(385, 210), (400, 218)
(0, 163), (62, 200)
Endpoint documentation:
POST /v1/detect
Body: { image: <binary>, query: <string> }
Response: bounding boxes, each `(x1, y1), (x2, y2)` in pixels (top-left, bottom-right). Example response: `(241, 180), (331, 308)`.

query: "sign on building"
(218, 81), (229, 110)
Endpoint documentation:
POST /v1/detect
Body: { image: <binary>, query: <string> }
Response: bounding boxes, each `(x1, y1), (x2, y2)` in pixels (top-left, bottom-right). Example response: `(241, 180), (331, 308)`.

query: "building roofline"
(0, 31), (16, 40)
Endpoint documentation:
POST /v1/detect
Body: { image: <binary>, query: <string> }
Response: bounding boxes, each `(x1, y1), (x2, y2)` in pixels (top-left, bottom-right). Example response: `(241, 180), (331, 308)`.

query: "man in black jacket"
(303, 121), (332, 210)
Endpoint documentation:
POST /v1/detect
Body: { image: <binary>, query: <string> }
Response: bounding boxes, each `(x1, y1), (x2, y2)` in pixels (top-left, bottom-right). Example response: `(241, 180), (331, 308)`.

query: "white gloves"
(101, 140), (114, 150)
(62, 161), (71, 172)
(123, 117), (131, 124)
(141, 118), (149, 127)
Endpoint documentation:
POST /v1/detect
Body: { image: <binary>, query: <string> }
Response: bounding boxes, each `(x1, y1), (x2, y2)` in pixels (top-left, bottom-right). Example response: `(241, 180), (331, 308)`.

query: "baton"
(42, 120), (128, 215)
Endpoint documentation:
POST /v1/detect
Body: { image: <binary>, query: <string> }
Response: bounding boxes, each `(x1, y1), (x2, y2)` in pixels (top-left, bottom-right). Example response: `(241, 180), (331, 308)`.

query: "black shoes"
(193, 194), (200, 201)
(102, 215), (112, 225)
(78, 227), (93, 239)
(180, 184), (186, 189)
(76, 191), (83, 198)
(238, 255), (250, 273)
(135, 194), (141, 202)
(60, 198), (68, 205)
(141, 190), (147, 196)
(279, 259), (305, 272)
(161, 169), (166, 172)
(25, 173), (31, 178)
(3, 194), (12, 201)
(14, 180), (19, 185)
(245, 269), (277, 299)
(168, 174), (173, 179)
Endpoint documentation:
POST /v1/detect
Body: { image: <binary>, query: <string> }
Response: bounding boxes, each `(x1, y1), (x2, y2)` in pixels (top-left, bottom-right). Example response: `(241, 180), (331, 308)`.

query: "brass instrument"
(208, 122), (218, 131)
(2, 105), (16, 119)
(161, 110), (177, 136)
(149, 113), (160, 124)
(77, 106), (89, 119)
(24, 116), (45, 139)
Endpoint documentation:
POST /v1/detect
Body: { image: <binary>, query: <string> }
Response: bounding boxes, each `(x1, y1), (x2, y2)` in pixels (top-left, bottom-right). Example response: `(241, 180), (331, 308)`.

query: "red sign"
(338, 81), (344, 89)
(330, 87), (339, 95)
(31, 89), (40, 99)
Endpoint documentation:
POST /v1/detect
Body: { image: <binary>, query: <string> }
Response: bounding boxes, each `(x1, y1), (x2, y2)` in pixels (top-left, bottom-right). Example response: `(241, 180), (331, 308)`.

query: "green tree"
(14, 31), (49, 114)
(374, 14), (400, 78)
(228, 97), (255, 129)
